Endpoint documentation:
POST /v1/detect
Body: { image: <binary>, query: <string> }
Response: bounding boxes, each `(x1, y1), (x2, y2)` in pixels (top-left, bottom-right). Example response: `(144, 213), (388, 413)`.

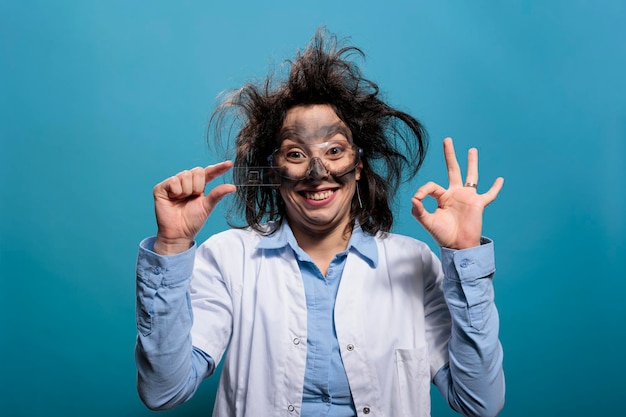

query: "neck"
(289, 220), (353, 276)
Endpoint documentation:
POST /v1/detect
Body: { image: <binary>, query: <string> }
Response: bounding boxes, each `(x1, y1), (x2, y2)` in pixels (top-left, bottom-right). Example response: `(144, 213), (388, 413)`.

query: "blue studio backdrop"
(1, 1), (625, 416)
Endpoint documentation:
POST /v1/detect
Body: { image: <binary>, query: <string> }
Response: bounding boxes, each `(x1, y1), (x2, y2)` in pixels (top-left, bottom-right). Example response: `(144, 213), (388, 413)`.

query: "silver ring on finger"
(464, 182), (478, 188)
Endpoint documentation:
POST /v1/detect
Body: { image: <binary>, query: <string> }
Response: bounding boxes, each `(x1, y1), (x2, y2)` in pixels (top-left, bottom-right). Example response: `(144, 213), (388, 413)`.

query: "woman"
(135, 30), (505, 417)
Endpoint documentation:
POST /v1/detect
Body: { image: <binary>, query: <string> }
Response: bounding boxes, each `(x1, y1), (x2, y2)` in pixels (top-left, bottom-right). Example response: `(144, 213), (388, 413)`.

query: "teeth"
(305, 190), (334, 200)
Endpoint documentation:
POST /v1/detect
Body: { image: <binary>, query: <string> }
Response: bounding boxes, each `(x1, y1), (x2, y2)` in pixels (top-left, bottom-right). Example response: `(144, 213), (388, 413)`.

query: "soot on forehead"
(278, 121), (352, 145)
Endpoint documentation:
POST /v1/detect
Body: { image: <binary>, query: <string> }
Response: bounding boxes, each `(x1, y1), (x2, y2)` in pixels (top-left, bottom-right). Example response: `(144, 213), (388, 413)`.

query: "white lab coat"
(189, 227), (451, 417)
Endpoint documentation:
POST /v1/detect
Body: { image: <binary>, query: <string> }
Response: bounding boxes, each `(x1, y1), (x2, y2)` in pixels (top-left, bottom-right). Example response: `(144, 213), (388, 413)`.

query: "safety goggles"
(268, 139), (362, 181)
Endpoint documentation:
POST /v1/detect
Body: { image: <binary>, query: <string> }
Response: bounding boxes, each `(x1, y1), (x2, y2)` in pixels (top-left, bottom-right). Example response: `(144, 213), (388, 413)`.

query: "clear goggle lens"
(227, 166), (280, 187)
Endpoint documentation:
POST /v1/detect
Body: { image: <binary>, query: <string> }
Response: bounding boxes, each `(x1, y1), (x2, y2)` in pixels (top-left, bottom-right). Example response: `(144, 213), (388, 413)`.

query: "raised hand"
(411, 138), (504, 250)
(152, 161), (236, 255)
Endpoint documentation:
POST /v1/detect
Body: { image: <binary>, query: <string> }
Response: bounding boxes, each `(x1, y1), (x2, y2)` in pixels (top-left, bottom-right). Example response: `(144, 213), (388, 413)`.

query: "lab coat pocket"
(394, 347), (430, 417)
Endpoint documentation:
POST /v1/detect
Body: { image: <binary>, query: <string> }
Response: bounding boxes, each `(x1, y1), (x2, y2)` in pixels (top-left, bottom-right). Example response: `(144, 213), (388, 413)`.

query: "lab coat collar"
(256, 221), (378, 268)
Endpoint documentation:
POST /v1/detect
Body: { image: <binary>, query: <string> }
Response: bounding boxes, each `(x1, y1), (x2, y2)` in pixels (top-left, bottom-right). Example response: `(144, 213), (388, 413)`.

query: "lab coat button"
(293, 337), (301, 345)
(363, 406), (371, 414)
(347, 344), (355, 351)
(288, 404), (295, 412)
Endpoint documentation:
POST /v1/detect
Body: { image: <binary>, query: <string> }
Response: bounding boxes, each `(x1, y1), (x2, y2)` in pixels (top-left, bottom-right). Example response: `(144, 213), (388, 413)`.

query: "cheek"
(335, 173), (357, 186)
(278, 184), (298, 204)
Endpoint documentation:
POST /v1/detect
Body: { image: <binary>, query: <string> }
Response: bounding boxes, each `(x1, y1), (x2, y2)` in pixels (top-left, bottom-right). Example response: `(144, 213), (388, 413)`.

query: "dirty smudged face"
(276, 104), (362, 238)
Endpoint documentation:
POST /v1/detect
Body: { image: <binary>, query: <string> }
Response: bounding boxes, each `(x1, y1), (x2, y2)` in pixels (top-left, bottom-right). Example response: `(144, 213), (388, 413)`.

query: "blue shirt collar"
(256, 221), (378, 268)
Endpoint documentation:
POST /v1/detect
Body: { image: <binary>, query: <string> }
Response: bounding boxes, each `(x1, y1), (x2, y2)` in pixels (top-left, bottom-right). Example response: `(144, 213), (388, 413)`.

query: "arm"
(135, 162), (236, 409)
(434, 239), (504, 417)
(412, 138), (505, 415)
(135, 238), (216, 410)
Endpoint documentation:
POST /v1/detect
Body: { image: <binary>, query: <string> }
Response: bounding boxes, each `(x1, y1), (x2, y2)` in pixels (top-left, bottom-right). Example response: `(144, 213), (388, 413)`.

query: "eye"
(286, 150), (304, 159)
(325, 142), (348, 159)
(282, 147), (308, 163)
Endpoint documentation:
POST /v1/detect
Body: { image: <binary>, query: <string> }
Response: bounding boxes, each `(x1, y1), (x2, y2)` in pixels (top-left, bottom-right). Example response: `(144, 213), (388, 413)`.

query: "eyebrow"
(278, 122), (352, 143)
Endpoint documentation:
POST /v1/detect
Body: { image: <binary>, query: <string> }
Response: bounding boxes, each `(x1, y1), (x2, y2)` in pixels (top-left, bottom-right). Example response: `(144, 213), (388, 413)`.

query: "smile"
(301, 189), (336, 201)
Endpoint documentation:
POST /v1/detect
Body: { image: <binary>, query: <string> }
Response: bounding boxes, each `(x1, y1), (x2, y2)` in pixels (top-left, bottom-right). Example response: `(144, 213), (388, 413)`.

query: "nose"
(305, 157), (329, 180)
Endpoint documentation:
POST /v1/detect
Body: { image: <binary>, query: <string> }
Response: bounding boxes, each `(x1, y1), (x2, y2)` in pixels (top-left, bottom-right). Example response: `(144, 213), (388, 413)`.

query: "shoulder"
(197, 222), (281, 255)
(375, 232), (441, 272)
(198, 228), (264, 252)
(375, 231), (432, 254)
(192, 228), (267, 281)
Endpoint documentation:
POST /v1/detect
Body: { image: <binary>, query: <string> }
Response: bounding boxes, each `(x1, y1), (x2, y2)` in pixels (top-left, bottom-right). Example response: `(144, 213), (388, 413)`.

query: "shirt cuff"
(136, 236), (197, 287)
(439, 237), (495, 282)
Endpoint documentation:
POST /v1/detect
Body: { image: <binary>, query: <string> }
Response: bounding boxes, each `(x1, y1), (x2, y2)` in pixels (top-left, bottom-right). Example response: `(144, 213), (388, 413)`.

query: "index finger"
(204, 160), (234, 183)
(443, 137), (463, 187)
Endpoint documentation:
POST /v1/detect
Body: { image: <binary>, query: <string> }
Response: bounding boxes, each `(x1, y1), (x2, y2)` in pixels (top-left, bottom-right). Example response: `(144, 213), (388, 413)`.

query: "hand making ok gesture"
(411, 137), (504, 249)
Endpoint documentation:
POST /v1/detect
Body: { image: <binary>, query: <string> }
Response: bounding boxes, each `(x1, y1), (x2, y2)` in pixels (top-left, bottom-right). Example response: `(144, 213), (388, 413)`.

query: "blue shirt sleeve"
(433, 237), (506, 417)
(134, 237), (216, 410)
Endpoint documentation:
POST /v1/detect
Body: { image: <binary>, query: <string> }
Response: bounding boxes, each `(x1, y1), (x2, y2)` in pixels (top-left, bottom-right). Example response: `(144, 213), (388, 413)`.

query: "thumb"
(203, 184), (237, 216)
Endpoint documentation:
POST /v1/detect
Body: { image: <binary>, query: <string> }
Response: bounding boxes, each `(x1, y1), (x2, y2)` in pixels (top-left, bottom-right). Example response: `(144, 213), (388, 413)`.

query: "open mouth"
(300, 189), (336, 201)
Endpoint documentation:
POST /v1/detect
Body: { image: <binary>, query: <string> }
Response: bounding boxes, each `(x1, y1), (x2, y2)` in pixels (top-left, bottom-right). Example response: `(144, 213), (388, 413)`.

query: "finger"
(178, 170), (194, 196)
(411, 196), (430, 222)
(443, 137), (463, 187)
(157, 175), (183, 199)
(204, 160), (234, 184)
(204, 183), (237, 214)
(480, 177), (505, 206)
(465, 147), (479, 186)
(413, 181), (447, 202)
(190, 167), (207, 195)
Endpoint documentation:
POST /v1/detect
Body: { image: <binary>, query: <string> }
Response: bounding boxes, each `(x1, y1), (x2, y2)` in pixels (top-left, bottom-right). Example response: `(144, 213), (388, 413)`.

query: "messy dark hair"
(209, 28), (427, 236)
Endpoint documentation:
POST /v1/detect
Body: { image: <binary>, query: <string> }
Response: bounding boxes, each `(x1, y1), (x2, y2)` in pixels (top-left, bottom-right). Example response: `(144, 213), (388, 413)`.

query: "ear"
(355, 160), (363, 181)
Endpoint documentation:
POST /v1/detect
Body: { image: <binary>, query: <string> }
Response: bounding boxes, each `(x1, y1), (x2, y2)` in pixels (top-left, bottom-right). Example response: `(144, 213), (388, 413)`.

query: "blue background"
(1, 1), (625, 416)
